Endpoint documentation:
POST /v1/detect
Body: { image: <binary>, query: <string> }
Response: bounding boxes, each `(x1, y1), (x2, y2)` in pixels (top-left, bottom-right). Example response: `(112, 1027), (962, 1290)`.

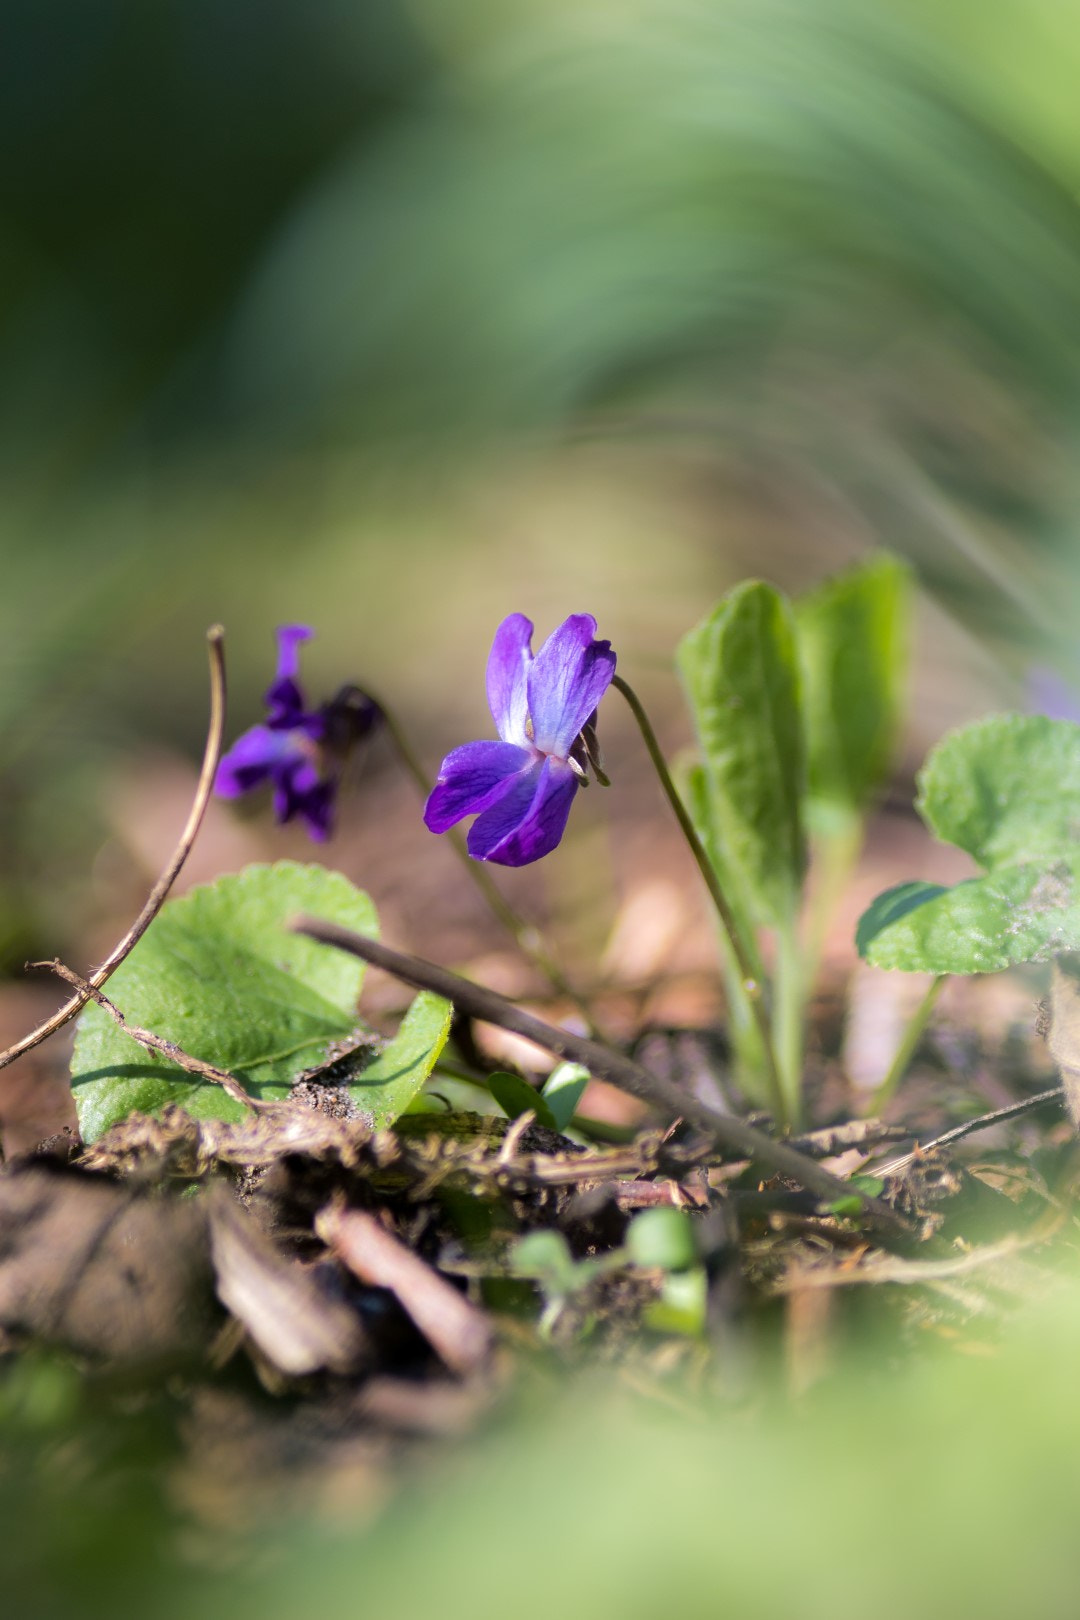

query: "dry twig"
(38, 960), (267, 1114)
(292, 920), (909, 1233)
(875, 1087), (1065, 1177)
(317, 1202), (494, 1377)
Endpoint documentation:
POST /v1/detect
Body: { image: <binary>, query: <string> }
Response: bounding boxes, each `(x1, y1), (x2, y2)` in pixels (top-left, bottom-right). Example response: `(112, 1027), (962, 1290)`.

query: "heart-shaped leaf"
(72, 862), (378, 1142)
(857, 715), (1080, 972)
(917, 714), (1080, 866)
(859, 861), (1080, 973)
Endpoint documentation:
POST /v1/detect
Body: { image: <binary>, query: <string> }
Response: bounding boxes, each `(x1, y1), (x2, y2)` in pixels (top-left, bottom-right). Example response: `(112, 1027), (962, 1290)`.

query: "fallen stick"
(293, 919), (908, 1234)
(317, 1203), (494, 1377)
(38, 960), (267, 1115)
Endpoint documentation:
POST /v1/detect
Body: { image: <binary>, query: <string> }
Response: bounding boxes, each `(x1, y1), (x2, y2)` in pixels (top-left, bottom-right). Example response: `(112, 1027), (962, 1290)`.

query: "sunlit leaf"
(488, 1071), (557, 1131)
(858, 715), (1080, 972)
(72, 862), (378, 1142)
(859, 860), (1080, 973)
(541, 1063), (589, 1132)
(346, 991), (453, 1128)
(917, 714), (1080, 865)
(855, 880), (949, 958)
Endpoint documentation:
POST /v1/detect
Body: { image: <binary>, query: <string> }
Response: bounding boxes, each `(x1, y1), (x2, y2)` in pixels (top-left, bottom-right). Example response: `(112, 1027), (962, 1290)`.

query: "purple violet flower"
(215, 625), (379, 842)
(424, 613), (616, 866)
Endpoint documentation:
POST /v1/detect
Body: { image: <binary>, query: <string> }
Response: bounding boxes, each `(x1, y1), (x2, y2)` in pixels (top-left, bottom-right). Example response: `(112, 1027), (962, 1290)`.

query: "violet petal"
(265, 624), (314, 726)
(272, 756), (324, 826)
(467, 756), (578, 866)
(215, 726), (297, 798)
(297, 780), (336, 842)
(424, 739), (534, 834)
(527, 614), (616, 759)
(486, 613), (534, 746)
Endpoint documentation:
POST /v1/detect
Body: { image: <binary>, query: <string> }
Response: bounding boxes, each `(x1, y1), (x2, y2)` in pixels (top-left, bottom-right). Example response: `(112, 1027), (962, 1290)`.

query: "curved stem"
(376, 699), (599, 1033)
(611, 674), (786, 1122)
(0, 625), (227, 1072)
(868, 974), (947, 1116)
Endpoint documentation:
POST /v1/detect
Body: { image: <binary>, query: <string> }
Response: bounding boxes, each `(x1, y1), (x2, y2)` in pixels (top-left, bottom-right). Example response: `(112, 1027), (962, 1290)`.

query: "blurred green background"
(7, 0), (1080, 966)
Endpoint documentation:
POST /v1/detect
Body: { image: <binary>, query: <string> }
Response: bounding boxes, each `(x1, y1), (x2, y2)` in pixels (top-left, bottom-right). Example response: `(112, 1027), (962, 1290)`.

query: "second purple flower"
(215, 625), (380, 841)
(424, 613), (616, 867)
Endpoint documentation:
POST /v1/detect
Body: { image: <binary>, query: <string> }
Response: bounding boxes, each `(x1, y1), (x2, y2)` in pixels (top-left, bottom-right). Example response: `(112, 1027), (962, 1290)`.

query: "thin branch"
(291, 918), (909, 1233)
(873, 1087), (1065, 1178)
(317, 1202), (493, 1377)
(36, 959), (266, 1114)
(0, 626), (227, 1073)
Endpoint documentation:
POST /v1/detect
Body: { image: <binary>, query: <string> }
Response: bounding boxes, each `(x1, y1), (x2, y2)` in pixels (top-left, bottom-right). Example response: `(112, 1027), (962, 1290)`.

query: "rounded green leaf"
(860, 860), (1080, 973)
(511, 1231), (576, 1291)
(917, 714), (1080, 868)
(855, 880), (948, 959)
(72, 861), (378, 1142)
(645, 1268), (708, 1337)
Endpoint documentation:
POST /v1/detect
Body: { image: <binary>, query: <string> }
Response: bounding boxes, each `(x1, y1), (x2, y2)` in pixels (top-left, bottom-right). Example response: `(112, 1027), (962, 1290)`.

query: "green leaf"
(541, 1063), (589, 1132)
(860, 859), (1080, 973)
(855, 880), (949, 957)
(626, 1207), (697, 1272)
(72, 862), (378, 1142)
(510, 1231), (578, 1294)
(345, 991), (453, 1128)
(917, 714), (1080, 866)
(823, 1194), (865, 1217)
(858, 715), (1080, 972)
(796, 553), (910, 824)
(487, 1071), (557, 1130)
(645, 1268), (708, 1336)
(676, 581), (806, 926)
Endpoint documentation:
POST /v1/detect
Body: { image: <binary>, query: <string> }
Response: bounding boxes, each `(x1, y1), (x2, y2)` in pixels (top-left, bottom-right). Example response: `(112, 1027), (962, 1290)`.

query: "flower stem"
(868, 974), (947, 1115)
(377, 699), (600, 1032)
(611, 674), (786, 1123)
